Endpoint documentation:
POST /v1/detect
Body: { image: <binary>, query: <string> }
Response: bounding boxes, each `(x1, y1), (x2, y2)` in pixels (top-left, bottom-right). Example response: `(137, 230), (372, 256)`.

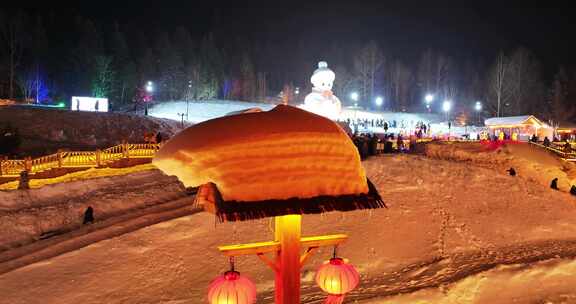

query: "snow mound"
(0, 106), (184, 156)
(424, 141), (576, 192)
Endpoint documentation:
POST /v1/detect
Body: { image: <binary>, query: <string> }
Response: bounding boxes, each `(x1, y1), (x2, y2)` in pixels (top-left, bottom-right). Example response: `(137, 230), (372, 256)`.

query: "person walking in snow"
(543, 136), (551, 147)
(83, 206), (94, 224)
(570, 185), (576, 196)
(550, 178), (559, 190)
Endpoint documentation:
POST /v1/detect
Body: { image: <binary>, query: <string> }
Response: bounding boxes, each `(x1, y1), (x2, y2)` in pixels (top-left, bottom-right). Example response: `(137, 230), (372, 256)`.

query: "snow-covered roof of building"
(484, 115), (547, 127)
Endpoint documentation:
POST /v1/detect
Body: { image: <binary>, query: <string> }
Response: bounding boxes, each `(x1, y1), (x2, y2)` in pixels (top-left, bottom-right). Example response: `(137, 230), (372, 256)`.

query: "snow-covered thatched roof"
(484, 115), (547, 128)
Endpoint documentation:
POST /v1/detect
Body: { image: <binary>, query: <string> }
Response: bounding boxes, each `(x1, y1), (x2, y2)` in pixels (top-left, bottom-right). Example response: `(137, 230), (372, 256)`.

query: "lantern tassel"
(324, 295), (345, 304)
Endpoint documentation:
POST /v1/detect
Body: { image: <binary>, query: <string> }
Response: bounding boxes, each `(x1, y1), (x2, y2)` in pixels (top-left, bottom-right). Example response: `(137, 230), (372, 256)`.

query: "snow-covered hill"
(0, 106), (184, 156)
(148, 99), (445, 125)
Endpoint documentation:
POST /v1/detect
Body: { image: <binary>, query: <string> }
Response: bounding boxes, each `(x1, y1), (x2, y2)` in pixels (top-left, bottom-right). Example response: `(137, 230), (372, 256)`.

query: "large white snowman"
(302, 61), (342, 120)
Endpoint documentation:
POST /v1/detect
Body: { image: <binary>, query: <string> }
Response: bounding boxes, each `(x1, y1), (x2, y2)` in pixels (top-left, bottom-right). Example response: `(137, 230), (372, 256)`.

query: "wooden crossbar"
(218, 234), (348, 257)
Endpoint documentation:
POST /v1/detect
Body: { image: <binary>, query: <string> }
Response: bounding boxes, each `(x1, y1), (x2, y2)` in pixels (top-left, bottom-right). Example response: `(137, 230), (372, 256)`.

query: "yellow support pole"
(275, 214), (302, 304)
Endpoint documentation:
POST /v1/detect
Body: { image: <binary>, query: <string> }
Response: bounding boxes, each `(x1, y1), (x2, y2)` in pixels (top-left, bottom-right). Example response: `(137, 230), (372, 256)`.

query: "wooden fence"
(0, 143), (160, 177)
(529, 141), (576, 161)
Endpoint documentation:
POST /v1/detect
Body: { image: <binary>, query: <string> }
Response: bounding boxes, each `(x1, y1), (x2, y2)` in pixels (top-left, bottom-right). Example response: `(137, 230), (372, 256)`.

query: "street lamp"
(475, 101), (482, 126)
(425, 94), (434, 112)
(185, 80), (193, 121)
(375, 96), (383, 107)
(350, 92), (359, 102)
(144, 81), (154, 116)
(146, 81), (154, 93)
(443, 100), (452, 122)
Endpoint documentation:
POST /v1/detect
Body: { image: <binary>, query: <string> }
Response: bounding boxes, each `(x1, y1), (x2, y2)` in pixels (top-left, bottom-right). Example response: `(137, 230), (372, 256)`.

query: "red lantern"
(208, 270), (257, 304)
(315, 257), (360, 304)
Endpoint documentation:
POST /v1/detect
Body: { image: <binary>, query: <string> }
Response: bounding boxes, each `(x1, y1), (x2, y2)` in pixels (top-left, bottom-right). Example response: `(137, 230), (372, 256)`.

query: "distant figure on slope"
(543, 136), (551, 147)
(155, 132), (163, 144)
(564, 141), (572, 153)
(507, 168), (516, 176)
(550, 178), (559, 190)
(83, 206), (94, 224)
(570, 185), (576, 196)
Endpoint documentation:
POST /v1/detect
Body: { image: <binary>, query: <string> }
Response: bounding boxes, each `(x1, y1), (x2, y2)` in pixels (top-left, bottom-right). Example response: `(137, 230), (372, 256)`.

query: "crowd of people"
(351, 132), (418, 160)
(342, 118), (431, 136)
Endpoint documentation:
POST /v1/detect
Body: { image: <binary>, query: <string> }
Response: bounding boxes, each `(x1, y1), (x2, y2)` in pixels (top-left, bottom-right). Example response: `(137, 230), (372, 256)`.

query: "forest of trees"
(1, 9), (575, 123)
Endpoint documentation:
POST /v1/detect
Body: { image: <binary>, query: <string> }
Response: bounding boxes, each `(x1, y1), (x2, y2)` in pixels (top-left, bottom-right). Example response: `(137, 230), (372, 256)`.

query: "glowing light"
(350, 92), (359, 101)
(316, 258), (359, 295)
(146, 81), (154, 93)
(71, 97), (109, 112)
(208, 271), (256, 304)
(475, 101), (482, 111)
(375, 96), (383, 106)
(425, 94), (434, 103)
(443, 100), (452, 112)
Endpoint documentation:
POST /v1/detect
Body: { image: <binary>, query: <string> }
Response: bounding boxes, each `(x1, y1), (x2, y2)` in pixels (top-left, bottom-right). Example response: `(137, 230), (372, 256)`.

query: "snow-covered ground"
(0, 167), (186, 251)
(148, 99), (276, 123)
(1, 148), (576, 303)
(425, 141), (576, 193)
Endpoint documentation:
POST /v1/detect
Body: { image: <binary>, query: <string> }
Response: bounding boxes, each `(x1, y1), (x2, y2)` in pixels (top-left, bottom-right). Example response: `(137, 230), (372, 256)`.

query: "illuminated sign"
(71, 97), (109, 112)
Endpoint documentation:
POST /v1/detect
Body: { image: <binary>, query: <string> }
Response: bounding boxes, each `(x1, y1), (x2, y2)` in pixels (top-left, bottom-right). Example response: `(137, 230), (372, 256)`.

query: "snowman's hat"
(311, 61), (335, 85)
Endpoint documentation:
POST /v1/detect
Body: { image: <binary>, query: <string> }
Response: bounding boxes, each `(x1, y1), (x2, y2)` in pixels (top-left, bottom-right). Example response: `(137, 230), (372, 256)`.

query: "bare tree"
(256, 72), (267, 102)
(486, 48), (543, 117)
(486, 51), (513, 117)
(333, 65), (357, 104)
(417, 48), (434, 94)
(16, 69), (34, 102)
(389, 60), (412, 111)
(507, 47), (543, 114)
(354, 41), (384, 105)
(0, 10), (26, 99)
(547, 68), (575, 123)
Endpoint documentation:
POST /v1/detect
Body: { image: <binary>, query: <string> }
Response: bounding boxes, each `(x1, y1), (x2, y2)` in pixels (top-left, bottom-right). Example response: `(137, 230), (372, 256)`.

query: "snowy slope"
(0, 168), (186, 251)
(0, 106), (184, 156)
(1, 154), (576, 303)
(425, 141), (576, 193)
(148, 100), (276, 123)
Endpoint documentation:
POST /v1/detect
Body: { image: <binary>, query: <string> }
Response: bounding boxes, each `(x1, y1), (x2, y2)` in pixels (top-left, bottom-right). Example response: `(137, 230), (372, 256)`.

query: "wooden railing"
(0, 143), (161, 177)
(529, 141), (576, 161)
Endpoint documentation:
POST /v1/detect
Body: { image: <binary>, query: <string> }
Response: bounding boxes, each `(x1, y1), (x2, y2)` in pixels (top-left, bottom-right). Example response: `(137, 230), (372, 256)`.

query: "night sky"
(27, 3), (576, 79)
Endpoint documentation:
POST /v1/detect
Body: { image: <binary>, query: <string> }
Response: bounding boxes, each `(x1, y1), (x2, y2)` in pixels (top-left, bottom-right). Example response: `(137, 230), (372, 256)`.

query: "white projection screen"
(70, 97), (109, 112)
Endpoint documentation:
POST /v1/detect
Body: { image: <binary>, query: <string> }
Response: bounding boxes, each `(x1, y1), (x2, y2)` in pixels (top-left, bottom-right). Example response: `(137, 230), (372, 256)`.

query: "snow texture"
(0, 169), (186, 251)
(1, 146), (576, 303)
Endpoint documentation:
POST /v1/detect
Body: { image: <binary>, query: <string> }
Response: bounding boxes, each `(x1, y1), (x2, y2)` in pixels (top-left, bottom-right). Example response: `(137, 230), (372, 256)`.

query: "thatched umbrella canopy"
(153, 105), (385, 222)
